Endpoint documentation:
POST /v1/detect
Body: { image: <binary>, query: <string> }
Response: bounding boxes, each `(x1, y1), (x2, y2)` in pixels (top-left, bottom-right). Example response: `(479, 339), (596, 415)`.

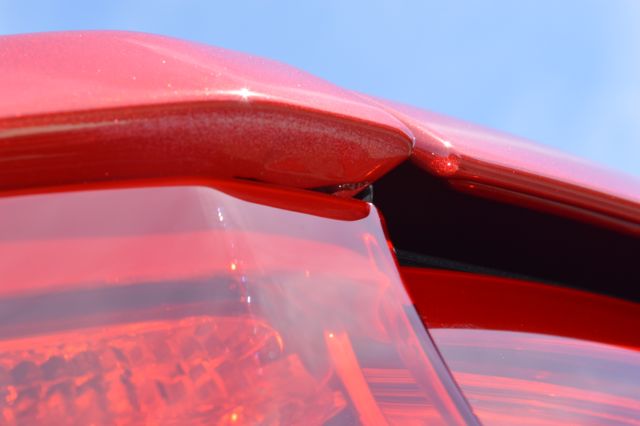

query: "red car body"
(0, 31), (638, 424)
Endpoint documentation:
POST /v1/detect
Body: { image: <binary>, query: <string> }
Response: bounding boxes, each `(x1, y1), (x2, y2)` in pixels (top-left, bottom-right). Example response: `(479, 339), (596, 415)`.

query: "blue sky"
(1, 0), (638, 176)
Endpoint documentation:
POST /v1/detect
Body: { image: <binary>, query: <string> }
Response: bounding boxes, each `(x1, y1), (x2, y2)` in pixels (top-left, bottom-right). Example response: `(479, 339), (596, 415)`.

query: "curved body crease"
(0, 31), (413, 192)
(367, 97), (640, 234)
(0, 31), (638, 233)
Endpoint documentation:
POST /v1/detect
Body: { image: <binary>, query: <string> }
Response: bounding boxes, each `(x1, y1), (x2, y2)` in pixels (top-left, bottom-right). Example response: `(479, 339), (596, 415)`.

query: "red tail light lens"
(401, 267), (640, 425)
(0, 182), (475, 425)
(431, 329), (640, 425)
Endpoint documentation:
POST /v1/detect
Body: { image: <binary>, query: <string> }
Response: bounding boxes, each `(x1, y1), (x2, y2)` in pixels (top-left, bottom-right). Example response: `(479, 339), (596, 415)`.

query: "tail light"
(401, 267), (640, 425)
(431, 329), (640, 425)
(0, 181), (476, 425)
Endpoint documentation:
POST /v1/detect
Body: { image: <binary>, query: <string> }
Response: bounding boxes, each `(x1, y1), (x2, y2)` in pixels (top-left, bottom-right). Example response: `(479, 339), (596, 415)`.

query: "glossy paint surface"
(0, 32), (412, 192)
(400, 267), (640, 349)
(0, 182), (477, 425)
(1, 30), (638, 232)
(401, 267), (640, 424)
(370, 98), (640, 235)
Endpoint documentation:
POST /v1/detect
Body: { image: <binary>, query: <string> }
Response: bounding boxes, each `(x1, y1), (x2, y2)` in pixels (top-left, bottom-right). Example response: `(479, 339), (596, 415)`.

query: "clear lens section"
(431, 329), (640, 425)
(0, 182), (474, 425)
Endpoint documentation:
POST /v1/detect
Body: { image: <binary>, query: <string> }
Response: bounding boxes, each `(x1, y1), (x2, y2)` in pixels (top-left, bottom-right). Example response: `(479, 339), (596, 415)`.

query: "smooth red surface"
(432, 329), (640, 425)
(1, 30), (639, 234)
(0, 31), (412, 192)
(400, 267), (640, 424)
(369, 98), (640, 235)
(0, 182), (477, 425)
(401, 267), (640, 349)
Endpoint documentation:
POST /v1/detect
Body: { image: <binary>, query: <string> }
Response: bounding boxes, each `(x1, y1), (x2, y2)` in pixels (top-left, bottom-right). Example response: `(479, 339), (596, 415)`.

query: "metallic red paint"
(0, 30), (638, 425)
(371, 99), (640, 234)
(0, 30), (638, 235)
(0, 31), (413, 192)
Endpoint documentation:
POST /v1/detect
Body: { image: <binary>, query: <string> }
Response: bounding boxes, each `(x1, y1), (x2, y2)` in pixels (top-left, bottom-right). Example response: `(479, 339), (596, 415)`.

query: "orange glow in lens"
(325, 331), (388, 425)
